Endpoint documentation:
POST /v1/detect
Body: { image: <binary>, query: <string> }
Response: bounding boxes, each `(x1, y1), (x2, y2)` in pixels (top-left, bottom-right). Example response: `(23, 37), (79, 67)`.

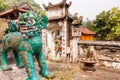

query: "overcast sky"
(34, 0), (120, 21)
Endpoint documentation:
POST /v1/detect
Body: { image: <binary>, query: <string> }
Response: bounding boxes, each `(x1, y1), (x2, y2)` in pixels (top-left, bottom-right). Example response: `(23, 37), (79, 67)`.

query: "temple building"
(80, 27), (95, 41)
(42, 0), (72, 60)
(42, 0), (83, 61)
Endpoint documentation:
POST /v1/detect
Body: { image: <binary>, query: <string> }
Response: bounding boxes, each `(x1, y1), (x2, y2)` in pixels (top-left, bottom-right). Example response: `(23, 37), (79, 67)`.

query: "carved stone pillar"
(61, 20), (67, 60)
(71, 13), (82, 62)
(72, 36), (79, 62)
(42, 29), (47, 55)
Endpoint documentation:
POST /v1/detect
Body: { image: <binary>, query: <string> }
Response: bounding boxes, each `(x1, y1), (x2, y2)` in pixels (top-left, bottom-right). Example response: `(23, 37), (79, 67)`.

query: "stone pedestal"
(81, 61), (97, 71)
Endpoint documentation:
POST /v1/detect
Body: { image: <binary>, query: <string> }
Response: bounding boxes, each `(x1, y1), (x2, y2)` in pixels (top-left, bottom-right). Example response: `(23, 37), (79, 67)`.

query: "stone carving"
(72, 13), (83, 26)
(81, 46), (98, 71)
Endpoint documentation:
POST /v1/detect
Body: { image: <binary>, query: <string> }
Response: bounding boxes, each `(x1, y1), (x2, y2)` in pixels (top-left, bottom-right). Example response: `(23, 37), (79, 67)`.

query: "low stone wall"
(78, 41), (120, 69)
(95, 46), (120, 69)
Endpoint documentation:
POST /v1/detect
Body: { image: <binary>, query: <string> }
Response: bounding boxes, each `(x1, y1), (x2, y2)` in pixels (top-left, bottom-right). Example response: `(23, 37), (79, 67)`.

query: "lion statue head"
(19, 11), (48, 37)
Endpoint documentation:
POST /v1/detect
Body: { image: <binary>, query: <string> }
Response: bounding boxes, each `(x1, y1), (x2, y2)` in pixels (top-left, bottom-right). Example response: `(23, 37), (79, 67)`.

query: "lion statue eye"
(27, 19), (35, 25)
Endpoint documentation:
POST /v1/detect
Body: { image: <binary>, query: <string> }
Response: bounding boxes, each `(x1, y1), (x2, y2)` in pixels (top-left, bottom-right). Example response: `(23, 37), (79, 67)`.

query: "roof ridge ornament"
(72, 13), (83, 26)
(43, 0), (71, 10)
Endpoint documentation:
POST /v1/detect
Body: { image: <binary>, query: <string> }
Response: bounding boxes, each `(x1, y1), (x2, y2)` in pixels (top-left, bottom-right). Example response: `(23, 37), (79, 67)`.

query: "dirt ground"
(0, 60), (120, 80)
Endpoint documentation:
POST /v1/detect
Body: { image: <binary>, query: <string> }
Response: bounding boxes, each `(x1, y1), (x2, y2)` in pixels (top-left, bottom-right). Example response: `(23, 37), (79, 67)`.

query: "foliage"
(82, 18), (92, 29)
(0, 0), (7, 12)
(2, 0), (42, 12)
(90, 7), (120, 41)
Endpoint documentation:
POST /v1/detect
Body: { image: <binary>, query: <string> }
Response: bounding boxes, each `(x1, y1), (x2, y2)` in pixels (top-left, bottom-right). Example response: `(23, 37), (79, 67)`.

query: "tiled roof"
(80, 27), (95, 35)
(0, 8), (27, 16)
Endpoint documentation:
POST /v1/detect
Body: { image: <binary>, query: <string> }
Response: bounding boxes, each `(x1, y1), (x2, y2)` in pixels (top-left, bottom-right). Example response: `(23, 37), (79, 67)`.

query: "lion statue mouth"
(19, 26), (36, 33)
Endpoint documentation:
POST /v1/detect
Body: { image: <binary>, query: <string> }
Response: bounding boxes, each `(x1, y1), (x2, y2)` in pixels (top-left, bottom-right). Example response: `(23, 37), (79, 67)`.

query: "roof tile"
(80, 27), (95, 35)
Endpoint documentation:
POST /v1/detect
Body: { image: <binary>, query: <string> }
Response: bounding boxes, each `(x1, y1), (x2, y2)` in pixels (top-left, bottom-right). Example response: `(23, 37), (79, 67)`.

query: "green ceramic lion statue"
(0, 11), (54, 80)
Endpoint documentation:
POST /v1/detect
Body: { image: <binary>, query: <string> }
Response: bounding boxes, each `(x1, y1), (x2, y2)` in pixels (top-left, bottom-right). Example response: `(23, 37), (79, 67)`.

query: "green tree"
(90, 7), (120, 41)
(0, 0), (7, 12)
(3, 0), (42, 12)
(82, 18), (92, 29)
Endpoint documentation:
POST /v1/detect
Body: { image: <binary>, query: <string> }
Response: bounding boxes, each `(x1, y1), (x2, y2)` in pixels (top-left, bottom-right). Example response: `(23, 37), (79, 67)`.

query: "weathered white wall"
(46, 30), (55, 59)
